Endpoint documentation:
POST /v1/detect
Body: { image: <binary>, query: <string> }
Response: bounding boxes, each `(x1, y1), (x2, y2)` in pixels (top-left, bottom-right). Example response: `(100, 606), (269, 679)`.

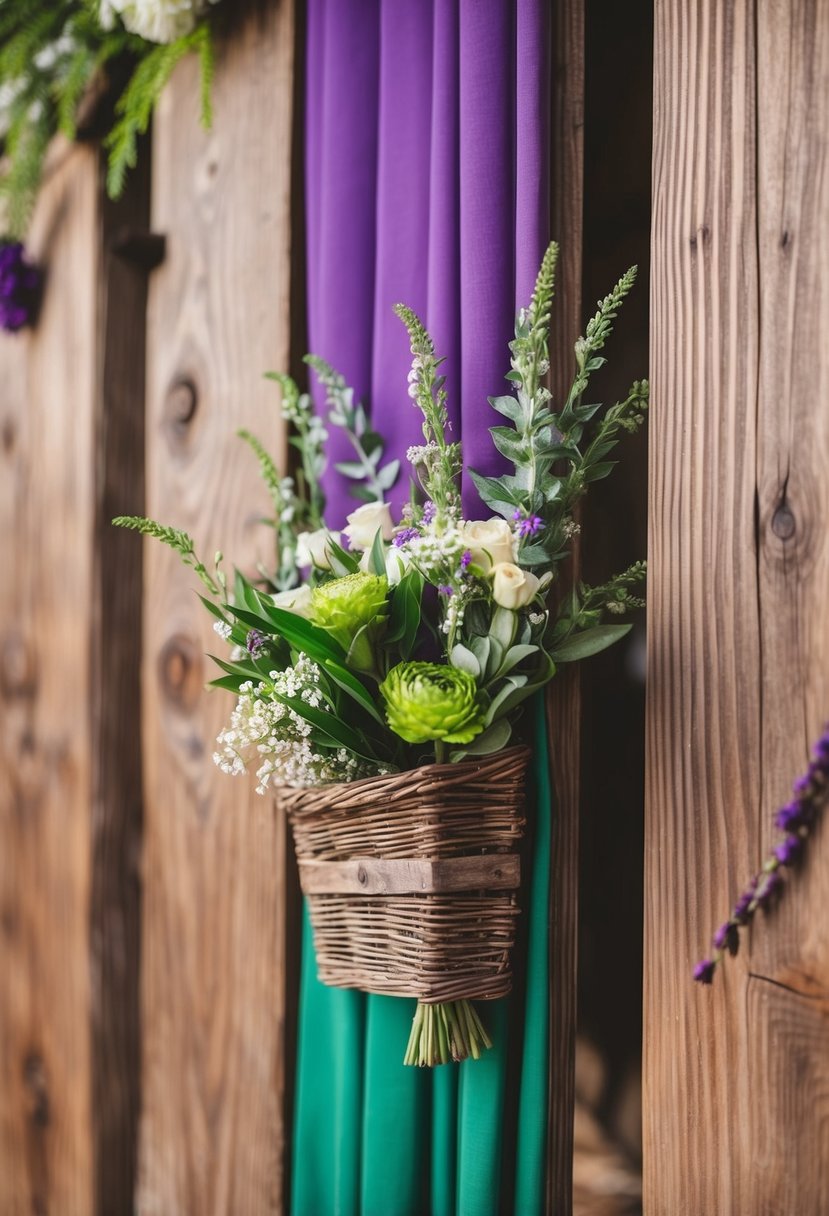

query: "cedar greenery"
(0, 0), (215, 236)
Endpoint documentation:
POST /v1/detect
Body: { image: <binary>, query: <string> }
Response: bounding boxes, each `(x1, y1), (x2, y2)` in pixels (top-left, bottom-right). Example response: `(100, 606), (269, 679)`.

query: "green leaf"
(488, 394), (523, 423)
(386, 569), (423, 659)
(451, 718), (512, 760)
(323, 662), (385, 724)
(226, 602), (348, 666)
(550, 624), (632, 662)
(490, 606), (518, 651)
(336, 460), (369, 478)
(325, 538), (361, 575)
(274, 695), (376, 759)
(496, 643), (539, 678)
(368, 528), (387, 576)
(449, 644), (481, 677)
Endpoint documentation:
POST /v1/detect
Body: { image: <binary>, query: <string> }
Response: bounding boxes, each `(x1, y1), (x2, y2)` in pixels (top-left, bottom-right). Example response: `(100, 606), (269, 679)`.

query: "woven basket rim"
(277, 742), (532, 810)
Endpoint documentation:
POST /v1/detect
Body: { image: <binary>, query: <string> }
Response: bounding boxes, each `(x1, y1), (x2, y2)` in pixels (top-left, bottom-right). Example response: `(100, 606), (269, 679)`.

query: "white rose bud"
(343, 501), (395, 549)
(295, 529), (340, 570)
(461, 518), (517, 570)
(270, 584), (313, 617)
(490, 562), (541, 610)
(359, 545), (410, 586)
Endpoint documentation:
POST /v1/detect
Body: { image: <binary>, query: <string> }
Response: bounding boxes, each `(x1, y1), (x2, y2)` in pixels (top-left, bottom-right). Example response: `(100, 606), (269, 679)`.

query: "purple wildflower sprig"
(0, 241), (43, 333)
(513, 508), (544, 539)
(694, 725), (829, 984)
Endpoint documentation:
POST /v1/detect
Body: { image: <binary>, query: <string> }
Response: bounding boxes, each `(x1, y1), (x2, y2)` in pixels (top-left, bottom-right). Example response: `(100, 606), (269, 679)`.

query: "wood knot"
(22, 1052), (50, 1128)
(771, 501), (796, 541)
(164, 377), (199, 438)
(689, 224), (710, 251)
(0, 633), (36, 700)
(158, 634), (202, 711)
(357, 865), (368, 886)
(1, 417), (14, 454)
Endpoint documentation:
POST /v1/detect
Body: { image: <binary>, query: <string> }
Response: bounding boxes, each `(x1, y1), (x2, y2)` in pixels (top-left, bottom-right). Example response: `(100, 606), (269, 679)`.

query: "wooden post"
(646, 1), (829, 1211)
(0, 143), (99, 1216)
(547, 0), (584, 1210)
(136, 3), (296, 1212)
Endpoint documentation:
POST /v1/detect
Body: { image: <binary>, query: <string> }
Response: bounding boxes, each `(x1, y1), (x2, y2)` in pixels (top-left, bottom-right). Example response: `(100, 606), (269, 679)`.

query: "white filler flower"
(100, 0), (217, 44)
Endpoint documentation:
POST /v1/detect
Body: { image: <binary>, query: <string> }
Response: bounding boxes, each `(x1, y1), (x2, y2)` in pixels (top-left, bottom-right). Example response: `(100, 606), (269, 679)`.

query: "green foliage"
(304, 354), (400, 502)
(0, 1), (216, 236)
(112, 513), (220, 594)
(105, 22), (213, 197)
(469, 245), (648, 571)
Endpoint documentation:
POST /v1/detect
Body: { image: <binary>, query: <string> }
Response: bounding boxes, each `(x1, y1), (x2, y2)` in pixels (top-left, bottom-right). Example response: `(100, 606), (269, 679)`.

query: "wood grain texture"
(0, 144), (98, 1216)
(297, 854), (521, 896)
(646, 1), (829, 1211)
(547, 0), (584, 1210)
(137, 4), (295, 1213)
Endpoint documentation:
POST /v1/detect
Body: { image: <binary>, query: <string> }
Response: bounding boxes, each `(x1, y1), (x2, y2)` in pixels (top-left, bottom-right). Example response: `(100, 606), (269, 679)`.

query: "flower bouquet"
(116, 241), (648, 1065)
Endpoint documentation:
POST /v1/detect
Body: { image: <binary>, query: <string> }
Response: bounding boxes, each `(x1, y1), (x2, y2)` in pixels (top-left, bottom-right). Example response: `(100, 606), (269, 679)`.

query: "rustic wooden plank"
(646, 1), (829, 1212)
(137, 4), (295, 1213)
(0, 142), (98, 1216)
(547, 0), (584, 1210)
(298, 854), (521, 896)
(90, 137), (152, 1215)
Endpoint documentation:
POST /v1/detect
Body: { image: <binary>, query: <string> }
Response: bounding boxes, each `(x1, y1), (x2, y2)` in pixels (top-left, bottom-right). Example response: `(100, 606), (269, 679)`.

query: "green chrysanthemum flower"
(379, 661), (486, 745)
(310, 572), (388, 649)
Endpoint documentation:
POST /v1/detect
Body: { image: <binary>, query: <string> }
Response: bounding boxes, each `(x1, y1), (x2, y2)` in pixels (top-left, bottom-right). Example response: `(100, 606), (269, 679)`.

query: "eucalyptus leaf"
(490, 606), (518, 651)
(450, 718), (512, 760)
(550, 624), (632, 662)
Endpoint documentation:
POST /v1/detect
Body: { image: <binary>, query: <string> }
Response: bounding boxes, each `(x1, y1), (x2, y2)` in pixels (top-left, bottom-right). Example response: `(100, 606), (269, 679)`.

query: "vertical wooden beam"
(0, 143), (98, 1216)
(90, 139), (152, 1214)
(137, 3), (295, 1212)
(547, 0), (584, 1211)
(646, 1), (829, 1211)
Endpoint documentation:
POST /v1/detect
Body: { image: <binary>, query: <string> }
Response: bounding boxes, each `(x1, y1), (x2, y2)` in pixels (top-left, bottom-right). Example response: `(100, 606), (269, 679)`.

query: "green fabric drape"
(292, 699), (551, 1215)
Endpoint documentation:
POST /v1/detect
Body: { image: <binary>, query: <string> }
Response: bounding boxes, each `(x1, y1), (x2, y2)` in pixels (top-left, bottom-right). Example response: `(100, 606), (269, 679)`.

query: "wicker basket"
(278, 745), (530, 1003)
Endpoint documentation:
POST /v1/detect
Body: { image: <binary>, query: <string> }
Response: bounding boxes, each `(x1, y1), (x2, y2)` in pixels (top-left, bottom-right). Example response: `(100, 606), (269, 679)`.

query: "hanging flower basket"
(279, 745), (530, 1003)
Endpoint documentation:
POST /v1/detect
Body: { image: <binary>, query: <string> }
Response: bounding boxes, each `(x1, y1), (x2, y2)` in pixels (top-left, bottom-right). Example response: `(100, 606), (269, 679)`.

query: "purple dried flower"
(713, 922), (732, 951)
(393, 527), (420, 547)
(695, 722), (829, 985)
(774, 834), (803, 866)
(756, 869), (783, 908)
(246, 629), (267, 658)
(774, 799), (807, 832)
(693, 959), (716, 984)
(0, 241), (42, 333)
(437, 584), (454, 597)
(422, 500), (436, 524)
(460, 550), (472, 569)
(513, 508), (544, 538)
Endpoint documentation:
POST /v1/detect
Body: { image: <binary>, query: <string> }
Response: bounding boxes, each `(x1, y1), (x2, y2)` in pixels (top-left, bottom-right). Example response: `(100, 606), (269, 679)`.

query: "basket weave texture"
(279, 745), (530, 1003)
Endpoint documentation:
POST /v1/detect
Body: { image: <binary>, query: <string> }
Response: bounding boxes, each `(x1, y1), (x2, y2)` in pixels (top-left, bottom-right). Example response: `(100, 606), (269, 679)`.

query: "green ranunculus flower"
(310, 572), (389, 649)
(379, 661), (486, 745)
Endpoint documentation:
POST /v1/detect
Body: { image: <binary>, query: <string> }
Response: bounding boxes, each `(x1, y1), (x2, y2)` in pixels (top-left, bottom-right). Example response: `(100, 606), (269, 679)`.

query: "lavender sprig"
(694, 725), (829, 984)
(0, 241), (42, 332)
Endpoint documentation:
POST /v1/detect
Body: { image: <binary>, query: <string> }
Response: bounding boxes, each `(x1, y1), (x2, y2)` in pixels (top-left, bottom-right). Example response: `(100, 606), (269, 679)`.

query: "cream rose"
(295, 529), (340, 570)
(461, 518), (517, 570)
(490, 562), (541, 610)
(270, 584), (313, 617)
(343, 502), (395, 549)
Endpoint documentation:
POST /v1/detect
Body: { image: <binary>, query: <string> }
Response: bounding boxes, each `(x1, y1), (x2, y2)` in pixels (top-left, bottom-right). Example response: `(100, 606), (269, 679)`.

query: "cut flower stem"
(403, 999), (493, 1066)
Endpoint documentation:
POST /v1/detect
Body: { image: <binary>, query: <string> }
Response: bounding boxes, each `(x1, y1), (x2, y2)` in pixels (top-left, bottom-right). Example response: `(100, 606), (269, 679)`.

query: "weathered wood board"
(0, 143), (98, 1216)
(137, 3), (295, 1213)
(646, 1), (829, 1211)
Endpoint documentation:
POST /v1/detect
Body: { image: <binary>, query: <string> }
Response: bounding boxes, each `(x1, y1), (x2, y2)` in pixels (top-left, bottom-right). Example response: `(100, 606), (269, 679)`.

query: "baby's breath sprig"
(112, 514), (221, 595)
(304, 354), (400, 503)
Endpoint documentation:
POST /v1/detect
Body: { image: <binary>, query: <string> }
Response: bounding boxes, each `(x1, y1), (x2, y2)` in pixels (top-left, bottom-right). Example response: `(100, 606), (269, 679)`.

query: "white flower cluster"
(212, 620), (232, 641)
(100, 0), (217, 45)
(212, 657), (368, 792)
(406, 353), (435, 401)
(399, 525), (466, 583)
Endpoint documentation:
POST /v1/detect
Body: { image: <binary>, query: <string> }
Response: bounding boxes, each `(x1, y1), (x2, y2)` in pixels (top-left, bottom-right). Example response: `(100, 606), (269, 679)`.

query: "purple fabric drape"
(306, 0), (549, 522)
